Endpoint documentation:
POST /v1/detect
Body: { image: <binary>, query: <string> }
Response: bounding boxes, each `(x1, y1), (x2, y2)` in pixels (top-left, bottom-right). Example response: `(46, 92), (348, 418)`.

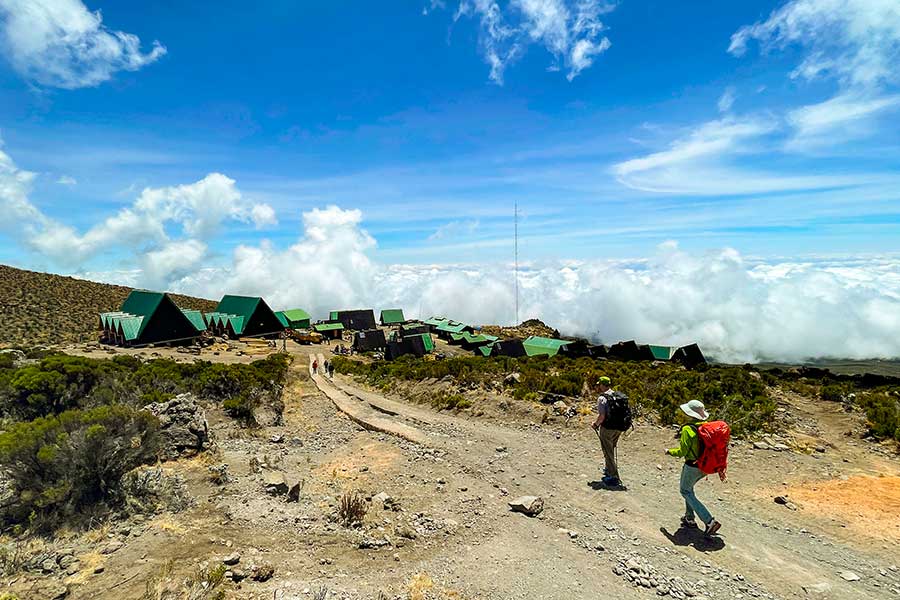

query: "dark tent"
(212, 295), (284, 338)
(399, 323), (429, 337)
(490, 339), (527, 358)
(100, 290), (204, 347)
(671, 343), (707, 369)
(330, 309), (377, 331)
(558, 339), (592, 358)
(589, 344), (609, 358)
(386, 335), (429, 360)
(607, 340), (656, 361)
(353, 329), (387, 352)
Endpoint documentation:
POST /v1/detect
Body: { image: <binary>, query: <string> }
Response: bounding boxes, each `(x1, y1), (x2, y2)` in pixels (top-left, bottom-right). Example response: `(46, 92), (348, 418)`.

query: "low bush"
(0, 405), (159, 532)
(0, 352), (290, 425)
(857, 392), (900, 442)
(338, 490), (367, 527)
(334, 355), (774, 436)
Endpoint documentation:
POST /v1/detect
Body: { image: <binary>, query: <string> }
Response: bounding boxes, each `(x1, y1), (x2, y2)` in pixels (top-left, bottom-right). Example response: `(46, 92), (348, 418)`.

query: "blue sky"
(2, 0), (899, 279)
(2, 1), (900, 363)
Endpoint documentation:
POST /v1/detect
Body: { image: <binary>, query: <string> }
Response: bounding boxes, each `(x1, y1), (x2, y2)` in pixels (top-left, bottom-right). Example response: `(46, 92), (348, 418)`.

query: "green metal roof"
(522, 336), (572, 357)
(478, 344), (494, 357)
(282, 308), (311, 322)
(314, 322), (345, 332)
(436, 321), (469, 334)
(329, 311), (339, 321)
(274, 311), (289, 328)
(180, 309), (207, 332)
(120, 290), (167, 336)
(215, 295), (262, 320)
(118, 316), (144, 341)
(228, 315), (246, 335)
(424, 316), (449, 326)
(648, 345), (676, 360)
(380, 309), (405, 324)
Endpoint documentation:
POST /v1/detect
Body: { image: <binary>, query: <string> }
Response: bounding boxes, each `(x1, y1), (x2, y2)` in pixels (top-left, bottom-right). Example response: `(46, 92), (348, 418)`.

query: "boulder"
(143, 393), (209, 459)
(508, 495), (544, 517)
(264, 471), (289, 495)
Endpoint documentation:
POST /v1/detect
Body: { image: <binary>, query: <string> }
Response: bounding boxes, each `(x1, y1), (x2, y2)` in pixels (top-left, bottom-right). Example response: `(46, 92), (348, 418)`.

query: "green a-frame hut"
(99, 290), (205, 347)
(207, 295), (284, 339)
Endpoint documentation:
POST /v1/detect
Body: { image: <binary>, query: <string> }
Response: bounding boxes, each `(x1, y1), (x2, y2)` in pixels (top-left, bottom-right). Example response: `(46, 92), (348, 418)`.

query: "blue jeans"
(680, 464), (713, 525)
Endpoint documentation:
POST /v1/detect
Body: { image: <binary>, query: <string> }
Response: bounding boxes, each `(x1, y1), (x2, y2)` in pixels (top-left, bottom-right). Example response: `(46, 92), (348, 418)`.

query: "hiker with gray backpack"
(591, 376), (633, 487)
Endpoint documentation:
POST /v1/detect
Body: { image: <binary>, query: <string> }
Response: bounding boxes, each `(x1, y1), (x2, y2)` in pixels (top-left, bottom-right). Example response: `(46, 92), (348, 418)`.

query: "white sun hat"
(679, 399), (709, 420)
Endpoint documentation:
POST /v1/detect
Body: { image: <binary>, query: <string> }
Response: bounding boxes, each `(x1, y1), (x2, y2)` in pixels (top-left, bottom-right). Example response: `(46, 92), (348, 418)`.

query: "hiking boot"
(704, 520), (722, 537)
(601, 476), (621, 487)
(680, 516), (698, 529)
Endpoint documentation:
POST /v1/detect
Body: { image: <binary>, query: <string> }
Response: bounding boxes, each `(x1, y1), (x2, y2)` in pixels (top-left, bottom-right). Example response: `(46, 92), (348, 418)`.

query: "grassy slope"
(0, 264), (217, 347)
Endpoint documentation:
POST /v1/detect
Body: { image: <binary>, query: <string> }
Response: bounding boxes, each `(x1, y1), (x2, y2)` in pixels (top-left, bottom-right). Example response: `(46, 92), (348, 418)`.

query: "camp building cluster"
(98, 289), (705, 367)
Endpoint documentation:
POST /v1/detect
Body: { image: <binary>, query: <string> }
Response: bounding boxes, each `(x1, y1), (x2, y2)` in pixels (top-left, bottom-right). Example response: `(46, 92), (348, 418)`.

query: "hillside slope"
(0, 264), (217, 347)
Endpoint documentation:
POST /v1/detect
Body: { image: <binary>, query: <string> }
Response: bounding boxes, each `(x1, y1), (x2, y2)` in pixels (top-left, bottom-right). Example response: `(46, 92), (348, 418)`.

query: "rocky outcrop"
(143, 393), (209, 459)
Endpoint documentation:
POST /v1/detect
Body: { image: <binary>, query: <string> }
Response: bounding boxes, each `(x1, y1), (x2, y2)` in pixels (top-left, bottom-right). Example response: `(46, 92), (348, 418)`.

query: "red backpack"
(691, 421), (731, 476)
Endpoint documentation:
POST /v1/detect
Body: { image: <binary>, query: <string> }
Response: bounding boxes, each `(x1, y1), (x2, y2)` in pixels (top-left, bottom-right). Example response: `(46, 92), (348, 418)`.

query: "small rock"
(264, 471), (289, 495)
(101, 541), (123, 555)
(839, 571), (861, 582)
(508, 495), (543, 517)
(752, 441), (771, 450)
(222, 553), (241, 566)
(251, 563), (275, 582)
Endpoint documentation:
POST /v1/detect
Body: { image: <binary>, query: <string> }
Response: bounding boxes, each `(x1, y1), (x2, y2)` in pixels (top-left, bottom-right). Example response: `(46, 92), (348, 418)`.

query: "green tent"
(522, 336), (572, 357)
(380, 308), (406, 325)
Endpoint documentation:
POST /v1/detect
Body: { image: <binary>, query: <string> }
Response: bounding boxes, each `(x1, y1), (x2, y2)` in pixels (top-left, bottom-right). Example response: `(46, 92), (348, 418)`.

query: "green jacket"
(667, 422), (707, 462)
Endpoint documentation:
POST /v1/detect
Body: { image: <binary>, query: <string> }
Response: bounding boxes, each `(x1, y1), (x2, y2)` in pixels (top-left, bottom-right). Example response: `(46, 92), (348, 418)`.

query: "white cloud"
(717, 87), (736, 113)
(441, 0), (613, 83)
(150, 211), (900, 363)
(0, 144), (277, 283)
(428, 219), (480, 241)
(786, 91), (900, 150)
(0, 0), (166, 89)
(56, 174), (76, 185)
(729, 0), (900, 144)
(729, 0), (900, 89)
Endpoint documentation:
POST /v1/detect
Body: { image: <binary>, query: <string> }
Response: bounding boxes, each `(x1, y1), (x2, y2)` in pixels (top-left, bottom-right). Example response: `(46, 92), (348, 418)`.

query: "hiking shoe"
(704, 520), (722, 537)
(680, 516), (698, 529)
(601, 476), (621, 487)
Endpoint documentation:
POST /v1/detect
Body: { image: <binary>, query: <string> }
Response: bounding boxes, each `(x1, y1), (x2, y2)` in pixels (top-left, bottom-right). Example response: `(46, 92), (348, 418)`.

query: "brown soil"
(786, 476), (900, 542)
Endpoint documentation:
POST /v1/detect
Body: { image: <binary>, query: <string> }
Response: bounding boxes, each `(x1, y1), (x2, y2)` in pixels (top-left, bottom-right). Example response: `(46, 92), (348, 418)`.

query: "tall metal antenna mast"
(514, 199), (519, 325)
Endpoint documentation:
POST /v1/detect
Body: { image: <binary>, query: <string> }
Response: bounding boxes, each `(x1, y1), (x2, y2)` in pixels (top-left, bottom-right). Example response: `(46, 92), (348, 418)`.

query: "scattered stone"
(101, 541), (123, 555)
(251, 563), (275, 582)
(508, 495), (543, 517)
(752, 441), (771, 450)
(222, 552), (241, 566)
(802, 582), (832, 595)
(142, 393), (210, 459)
(94, 566), (105, 574)
(264, 471), (289, 495)
(839, 571), (861, 582)
(269, 433), (285, 444)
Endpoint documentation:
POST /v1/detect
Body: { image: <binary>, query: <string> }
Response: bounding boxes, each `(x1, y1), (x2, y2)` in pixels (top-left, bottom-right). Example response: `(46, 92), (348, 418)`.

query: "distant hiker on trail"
(312, 359), (318, 375)
(328, 361), (335, 378)
(591, 376), (632, 487)
(666, 400), (730, 537)
(324, 359), (330, 373)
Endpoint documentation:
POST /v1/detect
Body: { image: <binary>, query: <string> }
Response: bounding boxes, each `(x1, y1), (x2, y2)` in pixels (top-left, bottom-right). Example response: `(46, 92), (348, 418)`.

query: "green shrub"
(857, 393), (900, 441)
(334, 355), (775, 436)
(820, 383), (852, 402)
(0, 405), (160, 531)
(0, 352), (290, 426)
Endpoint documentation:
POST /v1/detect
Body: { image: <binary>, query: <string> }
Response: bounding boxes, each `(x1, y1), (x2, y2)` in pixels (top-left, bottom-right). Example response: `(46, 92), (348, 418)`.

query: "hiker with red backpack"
(591, 376), (633, 488)
(666, 400), (730, 537)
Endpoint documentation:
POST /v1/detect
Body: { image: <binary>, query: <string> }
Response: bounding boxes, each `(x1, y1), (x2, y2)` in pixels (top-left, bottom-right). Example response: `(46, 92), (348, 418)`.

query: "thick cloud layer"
(152, 206), (900, 364)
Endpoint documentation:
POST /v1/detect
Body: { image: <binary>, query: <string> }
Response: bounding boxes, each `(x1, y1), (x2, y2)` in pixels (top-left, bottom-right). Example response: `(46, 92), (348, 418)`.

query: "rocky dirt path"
(309, 353), (900, 600)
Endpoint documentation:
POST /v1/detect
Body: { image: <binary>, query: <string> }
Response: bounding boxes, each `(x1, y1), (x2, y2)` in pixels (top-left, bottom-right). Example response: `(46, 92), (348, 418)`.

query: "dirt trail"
(309, 353), (900, 600)
(16, 352), (898, 600)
